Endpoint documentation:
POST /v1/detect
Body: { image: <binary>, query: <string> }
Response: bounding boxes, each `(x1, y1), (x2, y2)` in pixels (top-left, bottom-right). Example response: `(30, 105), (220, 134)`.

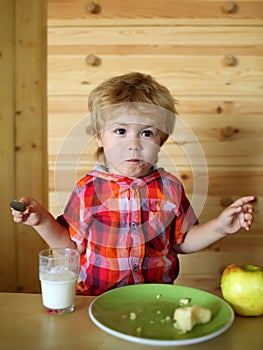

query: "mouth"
(126, 158), (143, 164)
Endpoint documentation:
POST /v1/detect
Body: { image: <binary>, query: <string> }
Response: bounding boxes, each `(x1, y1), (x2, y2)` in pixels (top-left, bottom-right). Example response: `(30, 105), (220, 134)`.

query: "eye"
(141, 129), (154, 137)
(114, 128), (126, 135)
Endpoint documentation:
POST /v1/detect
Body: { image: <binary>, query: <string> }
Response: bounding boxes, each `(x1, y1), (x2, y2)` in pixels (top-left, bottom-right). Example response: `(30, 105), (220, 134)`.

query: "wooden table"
(0, 292), (262, 350)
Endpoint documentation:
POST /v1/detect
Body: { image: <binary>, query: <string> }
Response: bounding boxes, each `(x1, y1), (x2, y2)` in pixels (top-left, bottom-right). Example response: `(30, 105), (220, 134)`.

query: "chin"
(119, 167), (148, 178)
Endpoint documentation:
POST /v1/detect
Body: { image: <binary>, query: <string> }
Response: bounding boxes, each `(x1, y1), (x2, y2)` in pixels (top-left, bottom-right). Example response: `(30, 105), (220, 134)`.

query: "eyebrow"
(109, 123), (156, 129)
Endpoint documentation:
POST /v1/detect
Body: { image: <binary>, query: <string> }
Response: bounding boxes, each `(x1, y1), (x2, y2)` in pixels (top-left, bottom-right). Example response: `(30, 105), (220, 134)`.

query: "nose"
(128, 138), (141, 151)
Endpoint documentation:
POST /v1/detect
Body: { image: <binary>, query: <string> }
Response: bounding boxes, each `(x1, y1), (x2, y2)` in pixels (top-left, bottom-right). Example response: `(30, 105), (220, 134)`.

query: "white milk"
(40, 270), (77, 309)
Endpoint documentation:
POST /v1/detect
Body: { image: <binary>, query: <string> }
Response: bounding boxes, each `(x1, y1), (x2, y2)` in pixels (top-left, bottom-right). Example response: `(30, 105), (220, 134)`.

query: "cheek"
(99, 135), (116, 151)
(143, 143), (160, 160)
(104, 143), (123, 158)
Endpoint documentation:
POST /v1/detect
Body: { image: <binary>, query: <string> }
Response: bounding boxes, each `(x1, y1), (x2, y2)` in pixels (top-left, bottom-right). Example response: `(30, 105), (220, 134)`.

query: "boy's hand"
(10, 197), (45, 226)
(218, 196), (255, 234)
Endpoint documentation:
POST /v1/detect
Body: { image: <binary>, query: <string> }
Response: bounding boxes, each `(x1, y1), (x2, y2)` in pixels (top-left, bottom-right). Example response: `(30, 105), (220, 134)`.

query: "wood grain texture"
(48, 0), (263, 25)
(0, 0), (48, 293)
(46, 0), (263, 294)
(48, 26), (263, 51)
(0, 0), (17, 292)
(15, 0), (48, 293)
(48, 56), (263, 97)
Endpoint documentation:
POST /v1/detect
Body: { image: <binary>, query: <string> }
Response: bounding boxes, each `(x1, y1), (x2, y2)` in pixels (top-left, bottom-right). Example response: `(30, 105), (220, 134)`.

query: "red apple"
(221, 264), (263, 316)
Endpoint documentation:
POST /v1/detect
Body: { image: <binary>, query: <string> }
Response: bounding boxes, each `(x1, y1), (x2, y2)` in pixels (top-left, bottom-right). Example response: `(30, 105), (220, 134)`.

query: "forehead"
(95, 102), (172, 135)
(105, 112), (156, 128)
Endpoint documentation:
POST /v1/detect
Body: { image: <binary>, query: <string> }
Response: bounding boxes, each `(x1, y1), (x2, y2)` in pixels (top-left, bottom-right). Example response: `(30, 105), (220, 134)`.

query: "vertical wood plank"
(0, 0), (17, 291)
(15, 0), (48, 292)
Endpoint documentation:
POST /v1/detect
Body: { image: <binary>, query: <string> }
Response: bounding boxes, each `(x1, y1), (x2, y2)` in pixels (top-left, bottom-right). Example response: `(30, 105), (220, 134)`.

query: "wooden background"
(1, 0), (262, 293)
(0, 0), (47, 293)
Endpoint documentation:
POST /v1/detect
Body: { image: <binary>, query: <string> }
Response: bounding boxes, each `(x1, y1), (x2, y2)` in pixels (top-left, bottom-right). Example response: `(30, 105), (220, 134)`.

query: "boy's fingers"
(231, 196), (255, 207)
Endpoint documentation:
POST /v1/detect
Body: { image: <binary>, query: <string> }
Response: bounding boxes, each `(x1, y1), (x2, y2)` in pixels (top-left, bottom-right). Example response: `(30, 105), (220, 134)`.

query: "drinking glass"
(39, 248), (80, 315)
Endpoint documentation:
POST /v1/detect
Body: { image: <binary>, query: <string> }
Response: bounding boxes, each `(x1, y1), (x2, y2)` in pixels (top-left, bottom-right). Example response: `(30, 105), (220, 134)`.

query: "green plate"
(89, 284), (234, 346)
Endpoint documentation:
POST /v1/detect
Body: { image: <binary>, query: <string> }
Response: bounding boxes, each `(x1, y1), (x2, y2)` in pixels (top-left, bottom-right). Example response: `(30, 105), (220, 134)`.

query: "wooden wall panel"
(14, 0), (48, 293)
(48, 0), (263, 25)
(0, 0), (47, 292)
(48, 55), (263, 97)
(48, 26), (263, 52)
(176, 235), (263, 294)
(48, 0), (263, 294)
(0, 0), (17, 292)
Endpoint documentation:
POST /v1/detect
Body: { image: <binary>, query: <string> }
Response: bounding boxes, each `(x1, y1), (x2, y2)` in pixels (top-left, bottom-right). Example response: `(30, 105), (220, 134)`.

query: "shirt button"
(133, 264), (138, 272)
(131, 183), (137, 190)
(131, 221), (138, 229)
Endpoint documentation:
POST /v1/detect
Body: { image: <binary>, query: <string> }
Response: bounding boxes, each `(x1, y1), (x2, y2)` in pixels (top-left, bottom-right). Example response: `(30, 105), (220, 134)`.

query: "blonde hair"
(87, 72), (177, 160)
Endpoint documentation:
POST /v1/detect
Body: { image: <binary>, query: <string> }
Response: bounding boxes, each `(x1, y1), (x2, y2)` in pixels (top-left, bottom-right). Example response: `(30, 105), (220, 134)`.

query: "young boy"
(11, 72), (254, 296)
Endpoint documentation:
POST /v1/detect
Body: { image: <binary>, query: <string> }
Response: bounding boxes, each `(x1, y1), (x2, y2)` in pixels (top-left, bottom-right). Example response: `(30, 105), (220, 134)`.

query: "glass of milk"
(39, 248), (80, 315)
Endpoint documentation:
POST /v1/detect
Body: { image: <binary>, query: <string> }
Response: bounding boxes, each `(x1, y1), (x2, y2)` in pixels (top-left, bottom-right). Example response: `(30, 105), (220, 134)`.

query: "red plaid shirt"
(58, 166), (198, 295)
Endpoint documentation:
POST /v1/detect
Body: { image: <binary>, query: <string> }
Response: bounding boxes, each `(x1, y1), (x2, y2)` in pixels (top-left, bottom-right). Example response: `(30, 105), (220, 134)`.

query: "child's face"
(96, 113), (161, 178)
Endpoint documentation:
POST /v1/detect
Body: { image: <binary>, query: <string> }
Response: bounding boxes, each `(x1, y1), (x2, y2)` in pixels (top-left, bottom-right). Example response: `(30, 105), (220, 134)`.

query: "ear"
(95, 135), (103, 147)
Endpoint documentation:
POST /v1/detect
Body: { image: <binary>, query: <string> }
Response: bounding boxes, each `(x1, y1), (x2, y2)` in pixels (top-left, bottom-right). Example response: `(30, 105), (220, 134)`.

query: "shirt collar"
(90, 164), (164, 185)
